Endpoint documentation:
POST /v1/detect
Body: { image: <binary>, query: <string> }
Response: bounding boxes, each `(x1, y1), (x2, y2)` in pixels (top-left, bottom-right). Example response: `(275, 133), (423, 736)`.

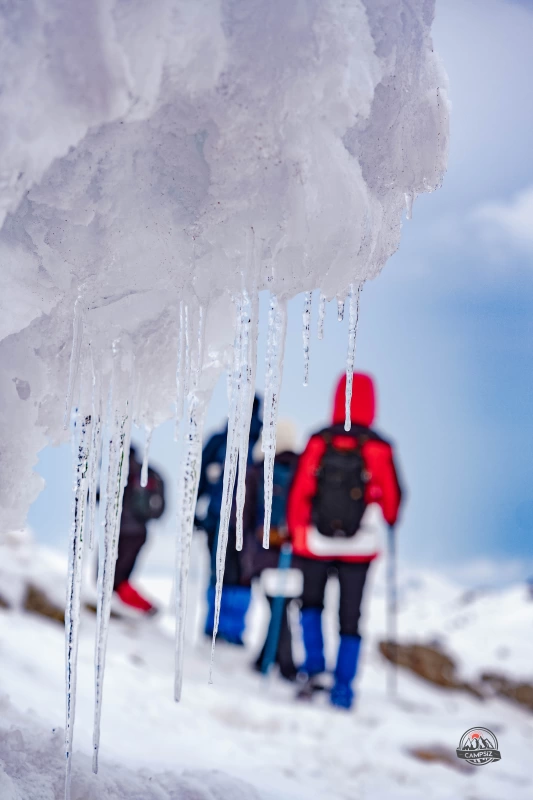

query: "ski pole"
(387, 524), (398, 699)
(261, 543), (292, 676)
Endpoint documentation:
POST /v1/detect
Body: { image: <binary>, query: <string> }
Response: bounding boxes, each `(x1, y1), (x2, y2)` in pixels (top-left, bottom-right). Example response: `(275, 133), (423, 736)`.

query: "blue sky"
(29, 0), (533, 585)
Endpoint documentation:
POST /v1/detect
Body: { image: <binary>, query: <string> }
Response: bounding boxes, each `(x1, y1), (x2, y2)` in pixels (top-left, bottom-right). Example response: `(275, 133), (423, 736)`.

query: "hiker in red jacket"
(287, 372), (402, 708)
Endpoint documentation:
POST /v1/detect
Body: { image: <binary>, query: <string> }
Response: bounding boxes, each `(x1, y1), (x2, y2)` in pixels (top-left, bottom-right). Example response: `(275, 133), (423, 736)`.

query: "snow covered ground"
(1, 531), (532, 799)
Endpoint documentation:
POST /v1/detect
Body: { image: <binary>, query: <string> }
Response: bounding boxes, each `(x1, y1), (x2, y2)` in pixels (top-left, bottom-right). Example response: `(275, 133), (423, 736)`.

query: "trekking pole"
(387, 524), (398, 700)
(261, 543), (292, 676)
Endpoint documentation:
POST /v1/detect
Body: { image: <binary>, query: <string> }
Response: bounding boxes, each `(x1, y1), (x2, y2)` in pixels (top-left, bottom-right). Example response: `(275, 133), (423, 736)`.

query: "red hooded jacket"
(287, 373), (402, 563)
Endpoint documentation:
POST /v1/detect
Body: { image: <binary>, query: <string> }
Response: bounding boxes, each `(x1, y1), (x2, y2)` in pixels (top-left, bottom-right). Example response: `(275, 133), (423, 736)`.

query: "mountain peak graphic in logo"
(456, 727), (502, 766)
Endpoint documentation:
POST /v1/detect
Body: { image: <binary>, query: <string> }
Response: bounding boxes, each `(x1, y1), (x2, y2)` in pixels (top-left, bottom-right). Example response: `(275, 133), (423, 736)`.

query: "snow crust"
(0, 699), (259, 800)
(0, 0), (448, 529)
(1, 533), (532, 800)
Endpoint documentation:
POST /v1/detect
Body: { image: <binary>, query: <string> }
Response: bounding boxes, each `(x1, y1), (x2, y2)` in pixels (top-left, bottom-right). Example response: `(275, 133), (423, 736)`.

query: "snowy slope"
(1, 533), (532, 800)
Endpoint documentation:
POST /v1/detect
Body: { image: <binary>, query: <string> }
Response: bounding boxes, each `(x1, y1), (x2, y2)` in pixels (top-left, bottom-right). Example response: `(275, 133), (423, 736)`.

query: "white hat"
(252, 417), (299, 463)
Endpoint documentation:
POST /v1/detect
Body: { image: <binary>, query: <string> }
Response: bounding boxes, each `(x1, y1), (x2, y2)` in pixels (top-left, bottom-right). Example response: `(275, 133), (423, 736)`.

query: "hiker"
(287, 373), (403, 709)
(196, 396), (262, 644)
(243, 419), (300, 681)
(113, 446), (165, 614)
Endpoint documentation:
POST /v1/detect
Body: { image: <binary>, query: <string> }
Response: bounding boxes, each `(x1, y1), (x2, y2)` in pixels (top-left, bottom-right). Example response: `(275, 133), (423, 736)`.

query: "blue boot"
(300, 608), (326, 676)
(330, 635), (362, 710)
(217, 585), (251, 645)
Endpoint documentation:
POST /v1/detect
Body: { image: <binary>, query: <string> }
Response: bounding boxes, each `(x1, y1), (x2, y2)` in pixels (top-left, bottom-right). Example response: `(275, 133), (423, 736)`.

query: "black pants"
(113, 531), (147, 590)
(255, 597), (296, 679)
(299, 558), (370, 637)
(207, 526), (248, 587)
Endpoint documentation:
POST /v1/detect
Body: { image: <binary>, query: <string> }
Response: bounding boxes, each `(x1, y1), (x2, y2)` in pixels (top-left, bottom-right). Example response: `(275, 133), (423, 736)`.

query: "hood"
(252, 417), (298, 463)
(332, 372), (375, 427)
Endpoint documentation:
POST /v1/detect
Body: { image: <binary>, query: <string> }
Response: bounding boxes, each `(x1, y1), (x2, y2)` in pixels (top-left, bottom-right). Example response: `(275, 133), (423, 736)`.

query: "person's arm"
(372, 443), (403, 526)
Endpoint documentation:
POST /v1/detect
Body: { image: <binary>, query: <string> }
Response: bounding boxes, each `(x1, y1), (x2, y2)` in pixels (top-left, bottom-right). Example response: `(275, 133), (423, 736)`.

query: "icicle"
(86, 357), (102, 552)
(209, 301), (245, 681)
(337, 298), (345, 322)
(344, 282), (363, 432)
(175, 301), (185, 438)
(92, 351), (133, 774)
(190, 304), (205, 393)
(262, 295), (288, 549)
(184, 304), (191, 397)
(174, 392), (207, 701)
(302, 291), (312, 387)
(140, 427), (152, 488)
(404, 191), (414, 220)
(64, 409), (92, 800)
(317, 292), (326, 340)
(235, 290), (258, 551)
(64, 296), (84, 429)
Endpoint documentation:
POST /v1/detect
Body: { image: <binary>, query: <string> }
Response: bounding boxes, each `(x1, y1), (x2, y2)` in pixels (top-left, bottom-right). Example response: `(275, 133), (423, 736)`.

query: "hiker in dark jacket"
(113, 446), (165, 614)
(287, 373), (403, 708)
(196, 396), (262, 644)
(242, 419), (300, 681)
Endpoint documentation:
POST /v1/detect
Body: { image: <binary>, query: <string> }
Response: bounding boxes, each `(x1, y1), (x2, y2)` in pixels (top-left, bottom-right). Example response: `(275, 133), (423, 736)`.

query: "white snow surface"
(0, 0), (448, 530)
(1, 532), (532, 799)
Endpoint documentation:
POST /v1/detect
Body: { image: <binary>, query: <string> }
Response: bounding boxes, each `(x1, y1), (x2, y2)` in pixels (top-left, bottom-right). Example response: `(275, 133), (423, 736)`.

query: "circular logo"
(456, 727), (501, 766)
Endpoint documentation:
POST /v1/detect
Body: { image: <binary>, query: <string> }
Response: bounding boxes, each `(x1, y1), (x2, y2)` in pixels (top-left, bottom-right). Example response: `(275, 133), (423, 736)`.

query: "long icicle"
(175, 301), (185, 439)
(209, 300), (244, 681)
(64, 296), (84, 429)
(190, 303), (205, 394)
(235, 290), (257, 551)
(92, 353), (133, 774)
(140, 427), (153, 488)
(317, 292), (326, 340)
(174, 391), (208, 701)
(87, 354), (102, 551)
(344, 282), (363, 432)
(64, 408), (92, 800)
(302, 291), (312, 387)
(262, 295), (288, 549)
(337, 297), (345, 322)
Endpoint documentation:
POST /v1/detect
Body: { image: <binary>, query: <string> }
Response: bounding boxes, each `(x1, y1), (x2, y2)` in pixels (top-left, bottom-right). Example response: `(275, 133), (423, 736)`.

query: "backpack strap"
(317, 423), (386, 446)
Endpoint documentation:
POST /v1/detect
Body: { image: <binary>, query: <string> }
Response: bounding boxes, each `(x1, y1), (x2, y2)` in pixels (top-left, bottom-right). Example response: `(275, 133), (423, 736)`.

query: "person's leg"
(331, 560), (370, 708)
(276, 599), (297, 679)
(113, 532), (147, 590)
(299, 558), (329, 675)
(255, 597), (297, 679)
(113, 531), (155, 612)
(216, 527), (251, 645)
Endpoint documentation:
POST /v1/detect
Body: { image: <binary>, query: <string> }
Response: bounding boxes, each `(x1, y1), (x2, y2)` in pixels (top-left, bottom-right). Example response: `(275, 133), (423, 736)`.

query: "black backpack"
(311, 425), (370, 538)
(130, 469), (165, 523)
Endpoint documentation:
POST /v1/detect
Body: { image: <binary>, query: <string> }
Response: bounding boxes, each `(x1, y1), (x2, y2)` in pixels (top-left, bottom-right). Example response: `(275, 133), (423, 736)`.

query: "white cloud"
(474, 185), (533, 251)
(442, 556), (533, 588)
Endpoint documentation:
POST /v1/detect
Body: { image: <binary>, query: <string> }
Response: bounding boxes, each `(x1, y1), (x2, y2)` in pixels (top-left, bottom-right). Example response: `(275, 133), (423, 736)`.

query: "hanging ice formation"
(302, 291), (312, 387)
(64, 297), (85, 430)
(174, 301), (207, 701)
(209, 295), (249, 680)
(174, 392), (207, 701)
(140, 428), (152, 488)
(234, 290), (258, 552)
(64, 407), (92, 800)
(262, 295), (288, 549)
(317, 293), (326, 341)
(92, 346), (133, 775)
(344, 283), (364, 431)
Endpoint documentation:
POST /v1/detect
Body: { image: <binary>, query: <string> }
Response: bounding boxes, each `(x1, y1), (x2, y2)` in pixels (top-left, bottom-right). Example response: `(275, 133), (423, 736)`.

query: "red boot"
(115, 581), (156, 615)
